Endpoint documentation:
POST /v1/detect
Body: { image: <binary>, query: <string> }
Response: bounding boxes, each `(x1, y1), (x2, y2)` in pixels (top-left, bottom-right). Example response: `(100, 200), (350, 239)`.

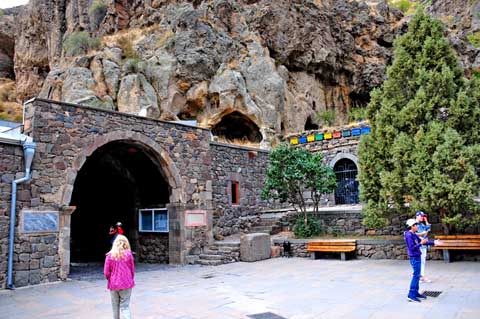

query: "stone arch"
(63, 131), (184, 207)
(330, 153), (360, 205)
(329, 152), (359, 172)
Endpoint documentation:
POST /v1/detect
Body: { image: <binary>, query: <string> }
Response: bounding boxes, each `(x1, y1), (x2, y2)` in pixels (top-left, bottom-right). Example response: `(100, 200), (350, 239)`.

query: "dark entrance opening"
(70, 141), (170, 263)
(211, 111), (262, 143)
(334, 158), (359, 205)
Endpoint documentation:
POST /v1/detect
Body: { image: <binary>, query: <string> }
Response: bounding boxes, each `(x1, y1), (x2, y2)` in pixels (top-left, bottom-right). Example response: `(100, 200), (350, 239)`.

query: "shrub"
(89, 0), (107, 29)
(117, 34), (137, 59)
(293, 215), (322, 238)
(0, 9), (4, 17)
(63, 31), (101, 56)
(467, 32), (480, 48)
(123, 58), (142, 74)
(348, 107), (367, 122)
(315, 109), (336, 127)
(388, 0), (418, 15)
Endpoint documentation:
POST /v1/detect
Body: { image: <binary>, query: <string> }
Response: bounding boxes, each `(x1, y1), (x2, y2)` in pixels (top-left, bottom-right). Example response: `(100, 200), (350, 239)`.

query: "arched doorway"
(69, 140), (170, 262)
(333, 158), (359, 205)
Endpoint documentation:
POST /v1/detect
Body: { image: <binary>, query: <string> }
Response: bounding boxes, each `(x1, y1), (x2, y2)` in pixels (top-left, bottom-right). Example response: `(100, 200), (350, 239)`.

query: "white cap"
(406, 219), (417, 228)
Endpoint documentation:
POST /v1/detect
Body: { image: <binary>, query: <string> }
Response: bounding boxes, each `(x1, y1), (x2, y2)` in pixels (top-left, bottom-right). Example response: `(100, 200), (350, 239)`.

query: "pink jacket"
(104, 250), (135, 291)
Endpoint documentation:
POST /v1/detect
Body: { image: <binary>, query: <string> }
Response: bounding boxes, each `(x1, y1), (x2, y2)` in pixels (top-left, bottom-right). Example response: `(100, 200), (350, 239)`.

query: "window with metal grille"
(333, 159), (359, 205)
(231, 181), (239, 205)
(139, 208), (168, 232)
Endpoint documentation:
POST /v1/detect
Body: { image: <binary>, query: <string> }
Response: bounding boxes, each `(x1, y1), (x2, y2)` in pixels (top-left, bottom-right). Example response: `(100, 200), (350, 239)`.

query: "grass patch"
(467, 31), (480, 48)
(387, 0), (418, 15)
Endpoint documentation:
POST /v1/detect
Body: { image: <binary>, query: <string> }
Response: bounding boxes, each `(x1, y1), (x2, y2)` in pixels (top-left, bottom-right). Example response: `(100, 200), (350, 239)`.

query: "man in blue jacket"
(404, 218), (440, 302)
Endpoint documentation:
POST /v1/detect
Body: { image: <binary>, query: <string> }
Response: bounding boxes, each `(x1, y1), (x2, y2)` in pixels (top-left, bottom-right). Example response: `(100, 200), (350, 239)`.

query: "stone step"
(199, 254), (224, 260)
(249, 226), (273, 232)
(196, 259), (224, 266)
(214, 241), (240, 248)
(255, 220), (279, 226)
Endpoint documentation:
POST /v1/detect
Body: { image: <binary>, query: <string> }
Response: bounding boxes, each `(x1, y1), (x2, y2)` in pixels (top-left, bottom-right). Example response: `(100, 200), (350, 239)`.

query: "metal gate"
(334, 158), (359, 204)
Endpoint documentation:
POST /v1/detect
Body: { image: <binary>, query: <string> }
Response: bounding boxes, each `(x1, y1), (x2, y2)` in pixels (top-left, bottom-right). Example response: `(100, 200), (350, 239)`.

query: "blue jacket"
(416, 222), (431, 239)
(404, 231), (434, 257)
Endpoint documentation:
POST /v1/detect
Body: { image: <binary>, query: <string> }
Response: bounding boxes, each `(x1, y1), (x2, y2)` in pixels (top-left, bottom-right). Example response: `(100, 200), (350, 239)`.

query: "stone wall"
(0, 142), (61, 288)
(273, 239), (442, 260)
(0, 142), (24, 288)
(137, 233), (169, 263)
(210, 143), (272, 238)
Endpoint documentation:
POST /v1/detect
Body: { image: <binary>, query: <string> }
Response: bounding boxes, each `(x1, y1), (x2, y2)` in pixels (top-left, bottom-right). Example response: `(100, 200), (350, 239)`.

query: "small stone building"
(0, 99), (274, 288)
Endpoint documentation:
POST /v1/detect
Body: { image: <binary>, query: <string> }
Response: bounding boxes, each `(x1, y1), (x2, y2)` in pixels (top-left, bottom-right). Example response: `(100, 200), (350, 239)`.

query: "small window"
(139, 208), (168, 232)
(231, 181), (239, 205)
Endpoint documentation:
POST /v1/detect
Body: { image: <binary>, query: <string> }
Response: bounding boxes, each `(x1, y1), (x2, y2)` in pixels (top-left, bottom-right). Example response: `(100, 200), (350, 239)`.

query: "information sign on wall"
(185, 210), (207, 227)
(21, 211), (59, 233)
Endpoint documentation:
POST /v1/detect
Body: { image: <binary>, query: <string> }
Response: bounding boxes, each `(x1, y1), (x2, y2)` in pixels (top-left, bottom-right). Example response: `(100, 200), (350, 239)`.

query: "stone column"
(167, 203), (213, 264)
(58, 206), (76, 280)
(167, 203), (186, 264)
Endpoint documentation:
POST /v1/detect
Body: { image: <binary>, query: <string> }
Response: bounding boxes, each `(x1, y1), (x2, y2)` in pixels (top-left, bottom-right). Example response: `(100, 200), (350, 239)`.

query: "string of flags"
(289, 126), (371, 145)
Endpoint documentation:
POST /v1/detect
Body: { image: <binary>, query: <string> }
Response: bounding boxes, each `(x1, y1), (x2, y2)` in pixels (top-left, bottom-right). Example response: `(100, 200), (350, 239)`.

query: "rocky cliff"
(2, 0), (480, 146)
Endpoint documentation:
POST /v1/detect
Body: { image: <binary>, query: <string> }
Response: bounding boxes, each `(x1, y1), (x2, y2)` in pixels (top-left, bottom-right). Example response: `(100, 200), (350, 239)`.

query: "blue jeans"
(408, 256), (421, 298)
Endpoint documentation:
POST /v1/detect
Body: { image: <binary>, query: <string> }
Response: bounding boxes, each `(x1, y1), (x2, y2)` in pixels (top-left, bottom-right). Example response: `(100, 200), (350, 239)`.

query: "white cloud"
(0, 0), (29, 9)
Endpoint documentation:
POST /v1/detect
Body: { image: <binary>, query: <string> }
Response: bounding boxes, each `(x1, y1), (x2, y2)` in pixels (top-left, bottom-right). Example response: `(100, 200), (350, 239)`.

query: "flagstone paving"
(0, 258), (479, 319)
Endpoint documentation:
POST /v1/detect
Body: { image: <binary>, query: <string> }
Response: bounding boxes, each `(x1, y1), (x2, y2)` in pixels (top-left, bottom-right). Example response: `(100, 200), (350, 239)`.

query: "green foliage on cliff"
(467, 31), (480, 48)
(388, 0), (418, 15)
(117, 34), (137, 59)
(348, 107), (368, 122)
(89, 0), (107, 29)
(315, 109), (336, 127)
(63, 31), (100, 56)
(358, 10), (480, 233)
(262, 144), (337, 237)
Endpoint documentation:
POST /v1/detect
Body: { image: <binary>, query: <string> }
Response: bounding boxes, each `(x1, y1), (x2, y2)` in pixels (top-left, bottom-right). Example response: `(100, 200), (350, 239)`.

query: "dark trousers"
(408, 256), (421, 298)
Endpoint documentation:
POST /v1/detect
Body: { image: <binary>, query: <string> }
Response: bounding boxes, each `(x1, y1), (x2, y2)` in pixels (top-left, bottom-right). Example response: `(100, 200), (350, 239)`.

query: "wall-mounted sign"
(185, 210), (207, 227)
(22, 211), (59, 233)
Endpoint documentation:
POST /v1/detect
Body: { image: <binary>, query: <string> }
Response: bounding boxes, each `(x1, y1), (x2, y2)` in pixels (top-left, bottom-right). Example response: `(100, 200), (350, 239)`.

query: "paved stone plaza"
(0, 258), (479, 319)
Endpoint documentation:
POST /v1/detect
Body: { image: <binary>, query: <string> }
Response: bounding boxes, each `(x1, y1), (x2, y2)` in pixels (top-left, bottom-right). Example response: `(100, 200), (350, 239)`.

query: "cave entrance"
(211, 111), (262, 143)
(69, 140), (170, 263)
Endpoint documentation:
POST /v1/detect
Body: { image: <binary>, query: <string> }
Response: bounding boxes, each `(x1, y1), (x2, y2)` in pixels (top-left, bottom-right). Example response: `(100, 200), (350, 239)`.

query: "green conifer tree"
(358, 9), (480, 233)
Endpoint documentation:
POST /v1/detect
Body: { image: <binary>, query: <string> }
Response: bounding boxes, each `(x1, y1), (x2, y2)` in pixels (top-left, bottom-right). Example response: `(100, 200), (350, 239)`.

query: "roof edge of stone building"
(210, 141), (269, 153)
(31, 98), (212, 132)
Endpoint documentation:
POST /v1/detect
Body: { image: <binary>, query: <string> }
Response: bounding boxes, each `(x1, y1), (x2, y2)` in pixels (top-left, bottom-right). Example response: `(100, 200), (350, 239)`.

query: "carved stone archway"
(59, 131), (185, 275)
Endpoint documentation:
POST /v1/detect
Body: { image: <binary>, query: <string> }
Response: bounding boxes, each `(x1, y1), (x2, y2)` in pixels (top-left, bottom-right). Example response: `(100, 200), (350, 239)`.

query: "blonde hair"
(109, 235), (131, 260)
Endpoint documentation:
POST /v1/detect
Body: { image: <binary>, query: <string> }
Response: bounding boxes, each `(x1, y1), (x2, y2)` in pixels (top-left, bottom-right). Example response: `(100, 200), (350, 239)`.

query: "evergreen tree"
(358, 9), (480, 233)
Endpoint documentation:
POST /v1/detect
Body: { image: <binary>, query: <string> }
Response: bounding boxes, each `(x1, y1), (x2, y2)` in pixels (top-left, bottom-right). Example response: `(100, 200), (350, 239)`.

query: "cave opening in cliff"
(349, 91), (370, 109)
(212, 111), (262, 144)
(69, 141), (170, 263)
(304, 116), (319, 131)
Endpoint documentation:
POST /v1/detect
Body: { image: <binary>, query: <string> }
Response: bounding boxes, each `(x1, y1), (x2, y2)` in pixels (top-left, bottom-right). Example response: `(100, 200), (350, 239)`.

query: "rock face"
(3, 0), (479, 145)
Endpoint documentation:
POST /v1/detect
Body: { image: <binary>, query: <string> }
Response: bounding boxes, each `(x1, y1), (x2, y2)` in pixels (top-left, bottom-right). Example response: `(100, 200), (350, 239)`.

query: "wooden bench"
(434, 235), (480, 262)
(307, 239), (356, 261)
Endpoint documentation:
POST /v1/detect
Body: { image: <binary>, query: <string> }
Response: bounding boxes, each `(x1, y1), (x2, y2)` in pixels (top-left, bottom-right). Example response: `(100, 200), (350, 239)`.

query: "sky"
(0, 0), (29, 9)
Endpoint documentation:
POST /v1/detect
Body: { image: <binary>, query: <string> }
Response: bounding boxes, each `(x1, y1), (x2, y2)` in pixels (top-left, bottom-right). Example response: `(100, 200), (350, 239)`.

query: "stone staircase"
(195, 241), (240, 266)
(248, 217), (282, 234)
(247, 209), (295, 235)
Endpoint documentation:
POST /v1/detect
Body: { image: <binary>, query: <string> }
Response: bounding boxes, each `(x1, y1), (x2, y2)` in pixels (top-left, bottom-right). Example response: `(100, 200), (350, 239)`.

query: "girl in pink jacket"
(104, 235), (135, 319)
